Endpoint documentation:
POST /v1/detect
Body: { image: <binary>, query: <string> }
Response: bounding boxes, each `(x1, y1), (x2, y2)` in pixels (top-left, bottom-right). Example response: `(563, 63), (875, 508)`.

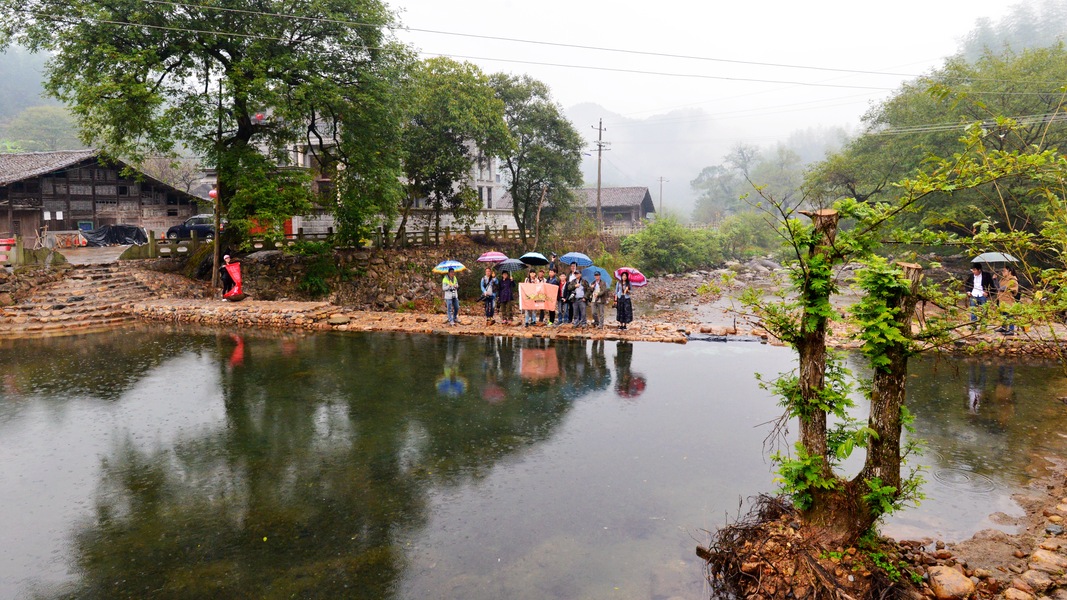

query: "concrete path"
(59, 245), (130, 265)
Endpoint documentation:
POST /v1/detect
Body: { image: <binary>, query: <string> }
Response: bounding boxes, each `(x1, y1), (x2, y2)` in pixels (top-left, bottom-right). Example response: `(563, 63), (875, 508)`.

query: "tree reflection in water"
(34, 331), (624, 599)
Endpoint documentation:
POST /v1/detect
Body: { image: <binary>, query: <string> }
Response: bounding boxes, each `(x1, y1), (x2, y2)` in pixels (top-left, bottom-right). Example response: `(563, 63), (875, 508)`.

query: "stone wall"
(0, 264), (71, 306)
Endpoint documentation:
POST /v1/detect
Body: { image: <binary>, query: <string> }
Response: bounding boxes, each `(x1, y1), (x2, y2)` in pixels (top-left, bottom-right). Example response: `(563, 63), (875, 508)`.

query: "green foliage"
(619, 216), (722, 274)
(0, 0), (402, 246)
(490, 73), (584, 247)
(4, 105), (83, 151)
(285, 240), (333, 257)
(400, 58), (510, 228)
(298, 254), (338, 298)
(850, 256), (920, 371)
(716, 211), (781, 260)
(805, 43), (1067, 235)
(772, 444), (838, 511)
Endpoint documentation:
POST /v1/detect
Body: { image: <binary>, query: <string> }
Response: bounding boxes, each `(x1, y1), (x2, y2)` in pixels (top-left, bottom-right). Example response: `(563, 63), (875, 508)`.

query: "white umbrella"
(972, 252), (1018, 264)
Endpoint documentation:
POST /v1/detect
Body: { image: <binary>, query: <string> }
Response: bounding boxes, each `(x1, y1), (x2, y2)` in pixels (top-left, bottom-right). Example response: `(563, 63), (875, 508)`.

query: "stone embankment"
(0, 264), (157, 337)
(130, 298), (692, 343)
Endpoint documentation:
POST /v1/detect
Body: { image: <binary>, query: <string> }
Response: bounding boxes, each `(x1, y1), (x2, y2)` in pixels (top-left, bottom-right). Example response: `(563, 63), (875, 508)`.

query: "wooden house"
(0, 150), (202, 238)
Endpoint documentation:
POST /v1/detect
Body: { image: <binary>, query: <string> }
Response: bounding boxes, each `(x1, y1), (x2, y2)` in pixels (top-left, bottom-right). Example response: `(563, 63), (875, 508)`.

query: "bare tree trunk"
(531, 185), (547, 251)
(393, 188), (416, 250)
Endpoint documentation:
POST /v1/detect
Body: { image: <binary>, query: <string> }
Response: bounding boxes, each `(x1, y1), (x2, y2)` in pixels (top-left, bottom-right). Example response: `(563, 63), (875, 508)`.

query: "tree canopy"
(0, 0), (406, 238)
(490, 73), (584, 248)
(805, 43), (1067, 233)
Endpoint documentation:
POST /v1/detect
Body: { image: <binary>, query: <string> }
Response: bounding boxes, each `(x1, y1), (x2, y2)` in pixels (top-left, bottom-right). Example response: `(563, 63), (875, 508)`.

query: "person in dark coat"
(497, 270), (516, 324)
(965, 263), (995, 324)
(615, 271), (633, 330)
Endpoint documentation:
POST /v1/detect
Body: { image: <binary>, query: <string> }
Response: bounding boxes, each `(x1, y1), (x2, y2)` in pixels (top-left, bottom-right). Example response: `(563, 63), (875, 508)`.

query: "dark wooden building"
(0, 150), (202, 238)
(577, 187), (656, 224)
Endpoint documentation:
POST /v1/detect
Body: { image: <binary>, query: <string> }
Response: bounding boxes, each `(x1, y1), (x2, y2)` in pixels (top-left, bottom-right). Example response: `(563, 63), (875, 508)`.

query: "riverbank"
(129, 298), (692, 343)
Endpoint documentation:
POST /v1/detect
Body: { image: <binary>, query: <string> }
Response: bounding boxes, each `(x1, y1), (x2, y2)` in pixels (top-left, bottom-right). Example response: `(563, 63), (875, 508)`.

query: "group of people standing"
(453, 251), (634, 330)
(965, 263), (1020, 335)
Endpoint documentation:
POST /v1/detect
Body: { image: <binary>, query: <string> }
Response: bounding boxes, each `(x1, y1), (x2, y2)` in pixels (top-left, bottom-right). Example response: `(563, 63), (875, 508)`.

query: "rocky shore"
(130, 298), (692, 343)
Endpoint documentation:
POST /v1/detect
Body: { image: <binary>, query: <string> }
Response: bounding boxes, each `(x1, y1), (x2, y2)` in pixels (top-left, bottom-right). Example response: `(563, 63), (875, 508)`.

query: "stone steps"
(0, 263), (155, 338)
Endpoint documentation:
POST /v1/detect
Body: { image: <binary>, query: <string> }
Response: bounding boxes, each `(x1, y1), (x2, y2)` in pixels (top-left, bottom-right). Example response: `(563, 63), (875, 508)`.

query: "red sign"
(0, 237), (13, 262)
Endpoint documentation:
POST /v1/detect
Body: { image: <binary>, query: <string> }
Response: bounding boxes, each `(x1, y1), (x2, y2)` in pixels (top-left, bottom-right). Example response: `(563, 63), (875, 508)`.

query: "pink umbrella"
(477, 251), (508, 263)
(615, 267), (648, 287)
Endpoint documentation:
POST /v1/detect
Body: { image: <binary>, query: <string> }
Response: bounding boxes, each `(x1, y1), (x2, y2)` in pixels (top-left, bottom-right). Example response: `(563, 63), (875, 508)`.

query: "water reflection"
(885, 356), (1067, 540)
(1, 330), (665, 599)
(6, 330), (1067, 598)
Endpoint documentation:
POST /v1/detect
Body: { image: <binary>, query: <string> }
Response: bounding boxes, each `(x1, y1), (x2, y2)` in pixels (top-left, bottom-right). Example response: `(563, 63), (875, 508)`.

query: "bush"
(717, 211), (780, 260)
(619, 217), (723, 274)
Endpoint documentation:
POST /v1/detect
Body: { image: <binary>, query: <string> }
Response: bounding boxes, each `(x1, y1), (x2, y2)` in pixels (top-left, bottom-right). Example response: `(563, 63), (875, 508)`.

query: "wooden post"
(148, 231), (157, 258)
(190, 230), (199, 253)
(422, 226), (430, 246)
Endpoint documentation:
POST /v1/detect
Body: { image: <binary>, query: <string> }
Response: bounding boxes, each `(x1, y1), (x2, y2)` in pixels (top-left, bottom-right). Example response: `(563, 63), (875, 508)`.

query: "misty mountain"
(961, 0), (1067, 61)
(0, 47), (56, 119)
(565, 102), (729, 220)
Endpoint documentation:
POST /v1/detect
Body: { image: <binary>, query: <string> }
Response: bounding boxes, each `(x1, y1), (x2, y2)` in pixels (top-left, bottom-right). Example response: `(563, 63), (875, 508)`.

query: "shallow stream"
(1, 329), (1065, 599)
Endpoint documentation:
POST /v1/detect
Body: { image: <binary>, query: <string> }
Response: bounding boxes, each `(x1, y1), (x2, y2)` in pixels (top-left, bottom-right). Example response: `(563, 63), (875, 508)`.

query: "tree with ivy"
(739, 113), (1067, 549)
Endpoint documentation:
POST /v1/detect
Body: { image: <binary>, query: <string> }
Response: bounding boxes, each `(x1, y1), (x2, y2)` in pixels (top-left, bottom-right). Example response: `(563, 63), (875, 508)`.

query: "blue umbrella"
(519, 251), (549, 266)
(560, 252), (593, 267)
(582, 265), (612, 287)
(433, 259), (467, 274)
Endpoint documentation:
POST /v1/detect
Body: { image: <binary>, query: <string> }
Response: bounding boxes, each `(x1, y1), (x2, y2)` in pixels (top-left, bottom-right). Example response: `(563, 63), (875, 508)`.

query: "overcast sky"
(392, 1), (1018, 138)
(390, 0), (1027, 212)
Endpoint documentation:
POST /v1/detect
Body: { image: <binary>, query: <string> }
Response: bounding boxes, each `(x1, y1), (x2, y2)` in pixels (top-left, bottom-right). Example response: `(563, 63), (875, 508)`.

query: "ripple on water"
(932, 468), (997, 493)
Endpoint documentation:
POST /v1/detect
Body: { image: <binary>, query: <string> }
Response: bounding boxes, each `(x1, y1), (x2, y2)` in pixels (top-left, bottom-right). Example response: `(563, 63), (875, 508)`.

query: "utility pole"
(658, 176), (669, 218)
(592, 119), (610, 229)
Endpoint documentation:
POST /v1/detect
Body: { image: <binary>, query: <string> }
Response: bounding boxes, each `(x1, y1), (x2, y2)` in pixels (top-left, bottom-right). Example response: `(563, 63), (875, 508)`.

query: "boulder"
(1003, 588), (1035, 600)
(927, 565), (976, 599)
(1017, 569), (1052, 593)
(1029, 548), (1067, 573)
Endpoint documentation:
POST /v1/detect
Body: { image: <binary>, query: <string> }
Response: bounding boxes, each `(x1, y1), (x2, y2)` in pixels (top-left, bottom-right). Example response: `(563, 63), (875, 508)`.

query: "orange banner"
(518, 282), (559, 311)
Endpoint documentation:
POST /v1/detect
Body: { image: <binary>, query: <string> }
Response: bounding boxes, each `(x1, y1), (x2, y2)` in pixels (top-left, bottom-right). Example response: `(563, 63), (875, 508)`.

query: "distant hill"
(0, 47), (56, 120)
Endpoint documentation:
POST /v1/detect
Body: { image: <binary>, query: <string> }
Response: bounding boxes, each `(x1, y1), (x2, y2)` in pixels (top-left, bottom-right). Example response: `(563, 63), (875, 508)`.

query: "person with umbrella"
(615, 271), (634, 330)
(589, 271), (610, 328)
(479, 266), (498, 326)
(964, 263), (995, 326)
(442, 266), (462, 326)
(497, 270), (516, 325)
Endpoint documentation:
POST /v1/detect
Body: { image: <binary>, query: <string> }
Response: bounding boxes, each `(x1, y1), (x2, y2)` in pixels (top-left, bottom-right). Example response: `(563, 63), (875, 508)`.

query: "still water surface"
(1, 329), (1066, 599)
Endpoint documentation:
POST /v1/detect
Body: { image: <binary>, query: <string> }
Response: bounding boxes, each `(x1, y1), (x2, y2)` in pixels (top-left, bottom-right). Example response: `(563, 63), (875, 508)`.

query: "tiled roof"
(573, 186), (652, 208)
(498, 186), (653, 210)
(0, 149), (99, 186)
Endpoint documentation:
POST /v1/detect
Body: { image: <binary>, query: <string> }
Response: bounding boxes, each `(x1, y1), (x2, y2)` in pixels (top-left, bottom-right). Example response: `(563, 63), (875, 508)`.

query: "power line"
(79, 0), (1067, 88)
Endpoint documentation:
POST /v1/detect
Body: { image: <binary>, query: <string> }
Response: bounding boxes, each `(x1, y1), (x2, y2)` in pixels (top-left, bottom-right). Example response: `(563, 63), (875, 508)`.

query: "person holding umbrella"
(442, 266), (461, 326)
(545, 268), (559, 326)
(479, 266), (498, 326)
(964, 263), (994, 326)
(615, 271), (634, 330)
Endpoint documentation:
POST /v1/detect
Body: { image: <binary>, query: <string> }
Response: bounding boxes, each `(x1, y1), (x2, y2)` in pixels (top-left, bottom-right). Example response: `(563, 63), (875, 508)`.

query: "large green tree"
(390, 57), (510, 245)
(0, 0), (406, 240)
(490, 73), (583, 249)
(805, 44), (1067, 233)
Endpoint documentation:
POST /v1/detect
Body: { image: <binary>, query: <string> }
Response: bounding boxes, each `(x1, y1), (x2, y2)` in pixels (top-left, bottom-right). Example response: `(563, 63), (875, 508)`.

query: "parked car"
(166, 214), (224, 239)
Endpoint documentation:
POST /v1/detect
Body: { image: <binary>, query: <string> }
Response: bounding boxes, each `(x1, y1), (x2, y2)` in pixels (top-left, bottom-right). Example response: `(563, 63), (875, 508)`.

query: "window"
(167, 208), (178, 217)
(117, 185), (128, 196)
(487, 187), (493, 209)
(478, 186), (484, 202)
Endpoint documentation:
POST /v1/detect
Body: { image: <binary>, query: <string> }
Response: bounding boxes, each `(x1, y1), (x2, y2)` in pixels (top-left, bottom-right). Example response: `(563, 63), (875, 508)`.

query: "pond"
(1, 329), (1066, 599)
